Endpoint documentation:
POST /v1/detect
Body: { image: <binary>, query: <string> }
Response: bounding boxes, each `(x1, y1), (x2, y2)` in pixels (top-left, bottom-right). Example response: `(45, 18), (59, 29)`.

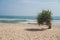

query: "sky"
(0, 0), (60, 16)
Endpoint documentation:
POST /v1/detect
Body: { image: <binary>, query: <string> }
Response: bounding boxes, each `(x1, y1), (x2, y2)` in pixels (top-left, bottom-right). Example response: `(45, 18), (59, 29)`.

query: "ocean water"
(0, 16), (36, 23)
(0, 16), (60, 25)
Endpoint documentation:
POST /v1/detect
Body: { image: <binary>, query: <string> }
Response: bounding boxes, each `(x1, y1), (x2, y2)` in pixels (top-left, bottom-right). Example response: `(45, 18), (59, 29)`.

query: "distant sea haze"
(0, 16), (60, 25)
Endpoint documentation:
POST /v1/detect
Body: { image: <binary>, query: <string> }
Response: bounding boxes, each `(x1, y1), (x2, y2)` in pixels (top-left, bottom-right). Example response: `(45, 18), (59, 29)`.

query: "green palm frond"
(37, 10), (52, 29)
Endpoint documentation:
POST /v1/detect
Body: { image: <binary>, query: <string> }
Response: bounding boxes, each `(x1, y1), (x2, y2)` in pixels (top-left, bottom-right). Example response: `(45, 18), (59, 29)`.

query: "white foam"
(0, 18), (37, 23)
(0, 18), (26, 20)
(0, 18), (60, 25)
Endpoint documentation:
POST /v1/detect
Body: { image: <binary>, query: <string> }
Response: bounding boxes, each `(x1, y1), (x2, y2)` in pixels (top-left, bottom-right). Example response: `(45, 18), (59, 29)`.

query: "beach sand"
(0, 23), (60, 40)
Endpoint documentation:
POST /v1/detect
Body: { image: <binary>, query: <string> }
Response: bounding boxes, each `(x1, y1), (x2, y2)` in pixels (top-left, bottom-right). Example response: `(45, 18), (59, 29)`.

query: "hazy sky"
(0, 0), (60, 16)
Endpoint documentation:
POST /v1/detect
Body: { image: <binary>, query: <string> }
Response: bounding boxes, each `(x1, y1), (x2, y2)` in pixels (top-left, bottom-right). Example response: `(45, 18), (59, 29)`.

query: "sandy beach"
(0, 23), (60, 40)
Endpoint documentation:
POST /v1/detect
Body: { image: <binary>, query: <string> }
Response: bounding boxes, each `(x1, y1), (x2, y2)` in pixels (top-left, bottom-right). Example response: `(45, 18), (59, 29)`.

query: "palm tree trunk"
(48, 25), (51, 29)
(48, 23), (51, 29)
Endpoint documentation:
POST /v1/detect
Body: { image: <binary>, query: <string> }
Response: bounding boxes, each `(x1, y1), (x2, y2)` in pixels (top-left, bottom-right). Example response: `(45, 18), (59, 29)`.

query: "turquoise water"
(0, 16), (60, 25)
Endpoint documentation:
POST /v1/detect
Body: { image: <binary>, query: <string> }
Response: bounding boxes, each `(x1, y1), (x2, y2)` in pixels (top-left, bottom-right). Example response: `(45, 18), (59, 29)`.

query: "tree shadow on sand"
(25, 28), (48, 31)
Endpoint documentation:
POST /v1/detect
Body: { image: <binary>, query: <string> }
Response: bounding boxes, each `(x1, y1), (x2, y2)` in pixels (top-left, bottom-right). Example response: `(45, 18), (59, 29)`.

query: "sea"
(0, 16), (60, 25)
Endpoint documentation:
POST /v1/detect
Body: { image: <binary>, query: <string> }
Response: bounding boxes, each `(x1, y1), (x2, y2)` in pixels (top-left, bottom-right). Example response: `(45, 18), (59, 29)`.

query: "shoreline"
(0, 22), (60, 26)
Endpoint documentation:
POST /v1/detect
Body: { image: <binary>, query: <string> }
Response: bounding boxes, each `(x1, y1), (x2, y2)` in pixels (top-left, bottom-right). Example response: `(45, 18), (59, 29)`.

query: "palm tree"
(37, 10), (52, 29)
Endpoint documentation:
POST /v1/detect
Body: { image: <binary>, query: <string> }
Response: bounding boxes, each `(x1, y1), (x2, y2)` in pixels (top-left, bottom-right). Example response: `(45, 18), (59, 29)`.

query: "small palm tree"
(37, 10), (52, 29)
